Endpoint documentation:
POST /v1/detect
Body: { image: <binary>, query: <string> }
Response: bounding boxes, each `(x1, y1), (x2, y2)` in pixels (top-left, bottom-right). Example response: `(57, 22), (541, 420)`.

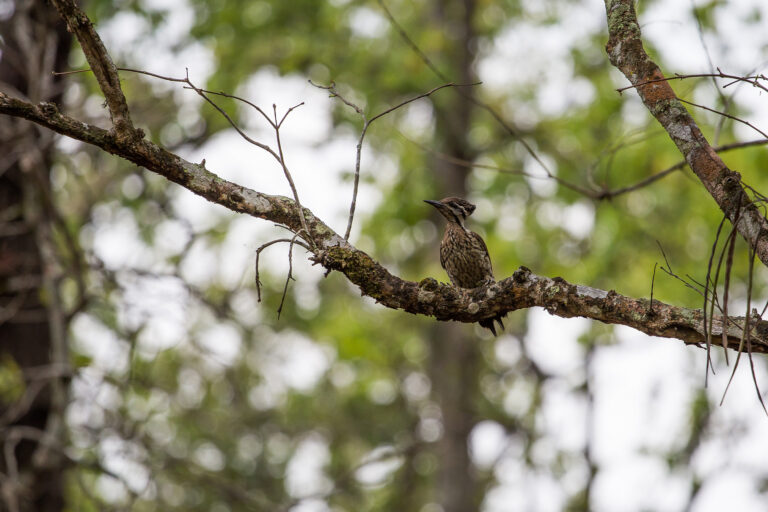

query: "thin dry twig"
(276, 234), (302, 319)
(402, 134), (596, 197)
(649, 262), (658, 315)
(743, 246), (768, 416)
(721, 217), (740, 361)
(703, 216), (727, 384)
(616, 69), (768, 96)
(597, 139), (768, 199)
(310, 79), (473, 239)
(254, 237), (310, 305)
(678, 97), (768, 140)
(57, 66), (317, 251)
(656, 241), (706, 299)
(406, 132), (768, 200)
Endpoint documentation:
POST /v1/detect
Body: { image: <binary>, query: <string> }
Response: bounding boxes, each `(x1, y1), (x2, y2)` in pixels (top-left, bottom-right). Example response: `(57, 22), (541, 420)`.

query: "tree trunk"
(0, 1), (72, 510)
(427, 1), (479, 511)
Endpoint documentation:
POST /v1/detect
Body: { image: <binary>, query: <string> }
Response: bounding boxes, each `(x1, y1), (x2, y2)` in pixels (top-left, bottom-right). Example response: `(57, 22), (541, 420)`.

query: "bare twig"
(656, 241), (705, 299)
(703, 216), (727, 384)
(408, 132), (768, 201)
(254, 237), (311, 303)
(271, 102), (314, 249)
(649, 262), (658, 315)
(277, 234), (302, 319)
(402, 134), (596, 197)
(743, 246), (768, 416)
(721, 218), (740, 362)
(58, 65), (317, 250)
(596, 139), (768, 199)
(616, 69), (768, 96)
(678, 97), (768, 140)
(310, 80), (472, 239)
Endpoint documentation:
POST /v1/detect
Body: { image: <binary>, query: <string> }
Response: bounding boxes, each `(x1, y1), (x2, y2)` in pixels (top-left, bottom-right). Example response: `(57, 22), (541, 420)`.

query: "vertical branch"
(345, 120), (370, 240)
(272, 104), (315, 249)
(743, 245), (768, 415)
(703, 216), (727, 383)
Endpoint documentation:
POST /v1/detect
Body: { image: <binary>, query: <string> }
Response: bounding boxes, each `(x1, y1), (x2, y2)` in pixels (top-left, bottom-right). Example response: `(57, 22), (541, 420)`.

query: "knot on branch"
(485, 282), (500, 298)
(513, 265), (532, 283)
(39, 101), (59, 116)
(418, 277), (439, 291)
(418, 288), (436, 304)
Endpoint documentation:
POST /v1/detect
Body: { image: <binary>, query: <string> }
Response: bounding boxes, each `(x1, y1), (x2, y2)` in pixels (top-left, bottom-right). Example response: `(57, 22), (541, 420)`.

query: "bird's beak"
(424, 199), (441, 208)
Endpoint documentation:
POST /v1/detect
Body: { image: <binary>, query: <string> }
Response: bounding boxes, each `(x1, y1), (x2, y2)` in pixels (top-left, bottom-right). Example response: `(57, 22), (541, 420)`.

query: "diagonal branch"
(4, 91), (768, 353)
(604, 0), (768, 269)
(49, 0), (136, 142)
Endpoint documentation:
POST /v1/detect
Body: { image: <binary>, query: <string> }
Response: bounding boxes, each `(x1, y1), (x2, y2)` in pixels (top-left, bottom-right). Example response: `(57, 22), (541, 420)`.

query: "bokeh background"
(3, 0), (768, 510)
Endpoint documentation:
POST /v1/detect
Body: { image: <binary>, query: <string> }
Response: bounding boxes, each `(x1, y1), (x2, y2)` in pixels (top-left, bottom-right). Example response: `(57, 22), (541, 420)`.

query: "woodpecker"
(425, 197), (506, 335)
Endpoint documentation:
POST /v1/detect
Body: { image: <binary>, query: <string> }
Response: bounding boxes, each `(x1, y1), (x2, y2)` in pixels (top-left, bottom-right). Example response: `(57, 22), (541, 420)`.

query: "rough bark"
(604, 0), (768, 268)
(2, 91), (767, 352)
(0, 1), (72, 510)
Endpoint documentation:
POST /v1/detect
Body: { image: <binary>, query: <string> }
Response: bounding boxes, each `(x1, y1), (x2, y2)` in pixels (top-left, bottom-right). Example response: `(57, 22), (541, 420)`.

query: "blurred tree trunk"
(0, 1), (72, 510)
(427, 0), (479, 510)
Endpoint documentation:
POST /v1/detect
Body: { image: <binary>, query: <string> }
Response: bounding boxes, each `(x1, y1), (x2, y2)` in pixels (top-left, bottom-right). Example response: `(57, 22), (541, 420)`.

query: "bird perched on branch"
(425, 197), (506, 335)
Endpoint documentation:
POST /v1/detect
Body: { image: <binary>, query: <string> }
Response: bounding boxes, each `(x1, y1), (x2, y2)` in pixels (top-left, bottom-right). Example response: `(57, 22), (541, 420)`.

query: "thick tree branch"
(604, 0), (768, 267)
(49, 0), (135, 142)
(3, 92), (768, 353)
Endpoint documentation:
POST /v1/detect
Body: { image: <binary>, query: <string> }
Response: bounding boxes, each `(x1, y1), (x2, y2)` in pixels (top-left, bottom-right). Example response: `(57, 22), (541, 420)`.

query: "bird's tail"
(479, 312), (507, 336)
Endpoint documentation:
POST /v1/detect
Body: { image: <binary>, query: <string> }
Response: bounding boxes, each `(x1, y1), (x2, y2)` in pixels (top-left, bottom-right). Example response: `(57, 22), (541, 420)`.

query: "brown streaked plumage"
(425, 197), (506, 335)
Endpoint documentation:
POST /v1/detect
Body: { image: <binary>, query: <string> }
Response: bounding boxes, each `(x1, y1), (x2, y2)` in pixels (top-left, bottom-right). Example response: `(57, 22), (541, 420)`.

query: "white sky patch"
(562, 201), (595, 239)
(523, 152), (558, 197)
(90, 203), (153, 269)
(541, 381), (587, 452)
(592, 326), (693, 462)
(98, 0), (212, 88)
(592, 456), (689, 512)
(99, 435), (151, 496)
(349, 6), (388, 39)
(136, 312), (187, 355)
(71, 314), (129, 374)
(196, 323), (242, 366)
(355, 446), (404, 487)
(525, 308), (589, 375)
(249, 332), (334, 395)
(469, 420), (508, 469)
(691, 471), (768, 512)
(286, 435), (333, 499)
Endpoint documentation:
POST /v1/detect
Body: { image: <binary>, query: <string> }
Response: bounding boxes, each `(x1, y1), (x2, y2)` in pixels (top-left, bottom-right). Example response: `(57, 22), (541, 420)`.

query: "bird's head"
(424, 197), (476, 225)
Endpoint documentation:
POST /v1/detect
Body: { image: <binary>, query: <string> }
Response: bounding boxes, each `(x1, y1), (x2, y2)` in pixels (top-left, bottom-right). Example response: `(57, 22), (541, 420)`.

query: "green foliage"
(0, 355), (24, 404)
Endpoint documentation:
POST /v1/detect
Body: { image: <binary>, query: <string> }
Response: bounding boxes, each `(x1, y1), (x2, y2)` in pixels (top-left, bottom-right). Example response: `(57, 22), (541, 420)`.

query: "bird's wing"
(439, 241), (448, 270)
(469, 230), (494, 276)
